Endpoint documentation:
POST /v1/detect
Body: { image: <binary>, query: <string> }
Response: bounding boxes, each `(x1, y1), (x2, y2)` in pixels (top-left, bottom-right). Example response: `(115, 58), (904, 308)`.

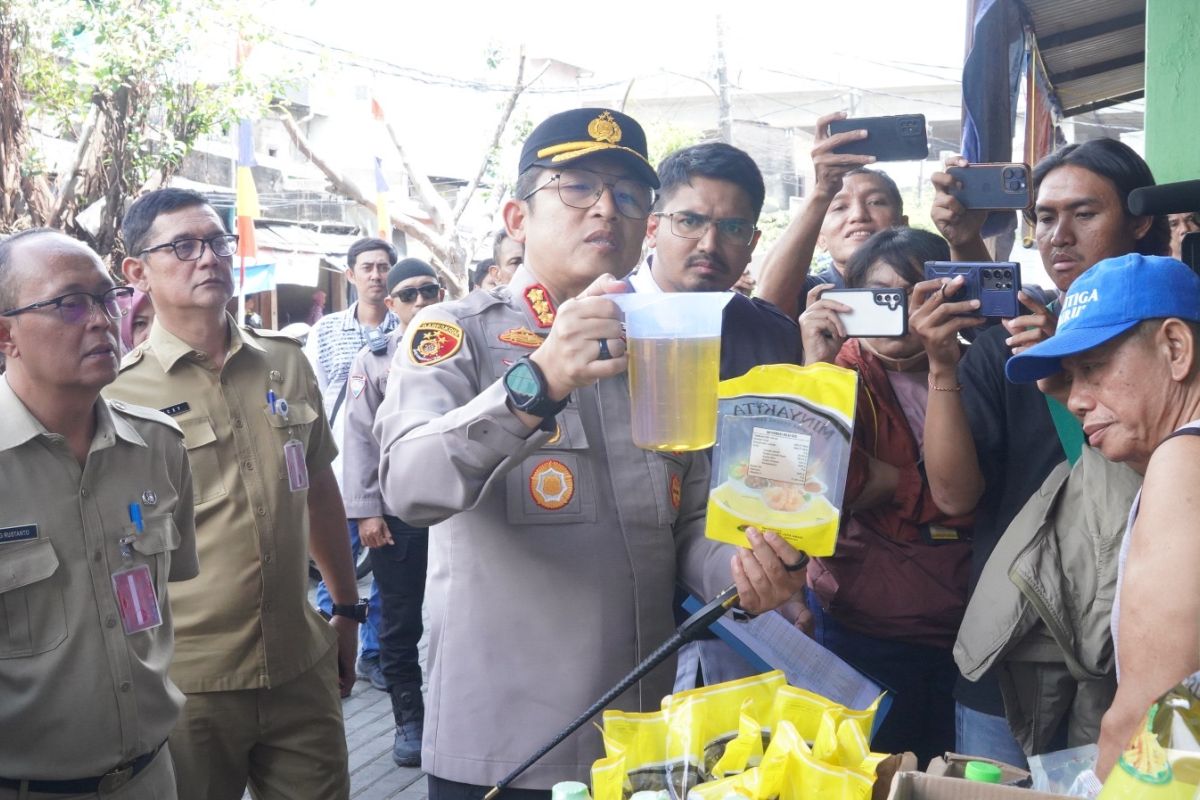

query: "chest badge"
(141, 490), (158, 506)
(349, 374), (366, 399)
(498, 327), (543, 349)
(524, 285), (556, 329)
(529, 459), (575, 511)
(408, 321), (464, 366)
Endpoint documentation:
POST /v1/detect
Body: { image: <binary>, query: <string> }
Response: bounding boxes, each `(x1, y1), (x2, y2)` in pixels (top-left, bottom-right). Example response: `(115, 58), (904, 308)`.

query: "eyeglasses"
(653, 212), (758, 246)
(1, 286), (135, 325)
(392, 283), (442, 304)
(522, 169), (654, 220)
(139, 234), (239, 261)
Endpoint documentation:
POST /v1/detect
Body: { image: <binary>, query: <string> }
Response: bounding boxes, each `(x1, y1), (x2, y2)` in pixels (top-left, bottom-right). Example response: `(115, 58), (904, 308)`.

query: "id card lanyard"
(111, 502), (163, 635)
(267, 390), (309, 492)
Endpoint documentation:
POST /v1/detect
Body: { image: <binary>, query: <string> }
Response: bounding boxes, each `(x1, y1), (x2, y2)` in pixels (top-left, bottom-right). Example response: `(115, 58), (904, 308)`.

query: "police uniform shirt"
(341, 329), (402, 520)
(0, 377), (198, 779)
(105, 315), (338, 692)
(374, 266), (734, 787)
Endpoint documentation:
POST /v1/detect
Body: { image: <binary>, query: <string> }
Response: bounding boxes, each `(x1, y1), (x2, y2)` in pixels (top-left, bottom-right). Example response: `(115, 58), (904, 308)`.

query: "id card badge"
(284, 438), (309, 492)
(111, 565), (162, 635)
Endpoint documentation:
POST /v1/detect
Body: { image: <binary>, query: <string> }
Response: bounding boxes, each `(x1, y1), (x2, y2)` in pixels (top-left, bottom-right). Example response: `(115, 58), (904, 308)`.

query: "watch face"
(505, 361), (540, 403)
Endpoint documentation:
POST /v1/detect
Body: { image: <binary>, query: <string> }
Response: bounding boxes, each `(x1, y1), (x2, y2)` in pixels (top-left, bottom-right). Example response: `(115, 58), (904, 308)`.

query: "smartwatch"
(503, 356), (568, 426)
(330, 599), (369, 623)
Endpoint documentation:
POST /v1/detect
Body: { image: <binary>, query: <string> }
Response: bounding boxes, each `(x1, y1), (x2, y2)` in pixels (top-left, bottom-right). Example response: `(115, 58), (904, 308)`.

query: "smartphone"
(829, 114), (929, 162)
(924, 261), (1022, 318)
(947, 163), (1032, 210)
(822, 288), (908, 337)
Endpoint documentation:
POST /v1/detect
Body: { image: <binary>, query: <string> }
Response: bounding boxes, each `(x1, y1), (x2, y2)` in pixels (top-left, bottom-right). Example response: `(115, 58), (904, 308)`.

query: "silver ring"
(597, 338), (612, 360)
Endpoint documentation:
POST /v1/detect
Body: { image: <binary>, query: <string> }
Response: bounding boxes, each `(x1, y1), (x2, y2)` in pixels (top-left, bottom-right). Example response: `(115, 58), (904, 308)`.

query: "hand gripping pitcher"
(611, 292), (733, 451)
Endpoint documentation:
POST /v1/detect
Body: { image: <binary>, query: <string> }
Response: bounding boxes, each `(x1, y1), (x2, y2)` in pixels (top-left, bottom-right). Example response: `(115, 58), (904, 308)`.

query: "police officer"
(375, 108), (808, 799)
(342, 258), (443, 766)
(0, 229), (198, 799)
(106, 188), (361, 800)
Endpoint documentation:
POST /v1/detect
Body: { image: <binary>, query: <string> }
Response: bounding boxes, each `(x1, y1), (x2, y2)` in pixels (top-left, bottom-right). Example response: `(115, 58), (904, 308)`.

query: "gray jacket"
(955, 444), (1141, 753)
(374, 266), (733, 788)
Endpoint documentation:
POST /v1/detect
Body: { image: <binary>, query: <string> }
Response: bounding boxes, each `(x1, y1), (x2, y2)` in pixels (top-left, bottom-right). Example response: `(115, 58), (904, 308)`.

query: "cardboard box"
(872, 752), (919, 800)
(886, 771), (1065, 799)
(926, 753), (1032, 787)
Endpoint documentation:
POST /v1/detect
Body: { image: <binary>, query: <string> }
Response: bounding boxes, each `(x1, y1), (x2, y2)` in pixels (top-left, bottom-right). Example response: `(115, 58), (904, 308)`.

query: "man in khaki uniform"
(106, 188), (361, 800)
(343, 257), (443, 766)
(375, 108), (808, 800)
(0, 229), (197, 799)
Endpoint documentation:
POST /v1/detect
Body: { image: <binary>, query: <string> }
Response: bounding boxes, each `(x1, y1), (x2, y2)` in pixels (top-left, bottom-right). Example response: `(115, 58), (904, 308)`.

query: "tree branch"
(380, 109), (454, 232)
(452, 49), (528, 224)
(48, 102), (99, 228)
(274, 106), (467, 295)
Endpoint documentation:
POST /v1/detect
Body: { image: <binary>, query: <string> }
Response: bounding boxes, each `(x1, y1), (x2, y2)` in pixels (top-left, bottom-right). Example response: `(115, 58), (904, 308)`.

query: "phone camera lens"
(982, 269), (992, 279)
(1002, 168), (1015, 179)
(1003, 269), (1013, 279)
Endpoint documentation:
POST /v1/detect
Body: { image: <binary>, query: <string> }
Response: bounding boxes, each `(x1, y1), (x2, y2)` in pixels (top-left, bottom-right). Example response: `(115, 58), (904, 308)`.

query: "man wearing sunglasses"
(0, 229), (197, 799)
(375, 108), (807, 799)
(341, 258), (442, 767)
(105, 189), (359, 800)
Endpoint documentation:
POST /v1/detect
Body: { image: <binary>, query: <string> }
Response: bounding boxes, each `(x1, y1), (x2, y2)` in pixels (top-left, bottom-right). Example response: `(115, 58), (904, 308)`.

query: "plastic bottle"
(964, 761), (1003, 784)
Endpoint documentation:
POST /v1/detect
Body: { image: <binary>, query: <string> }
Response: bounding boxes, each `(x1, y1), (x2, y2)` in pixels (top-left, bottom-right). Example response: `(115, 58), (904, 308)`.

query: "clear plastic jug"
(611, 292), (733, 451)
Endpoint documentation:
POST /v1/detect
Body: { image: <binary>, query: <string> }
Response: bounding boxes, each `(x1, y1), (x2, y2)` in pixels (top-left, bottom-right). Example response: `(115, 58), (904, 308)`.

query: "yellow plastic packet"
(602, 708), (670, 795)
(775, 721), (875, 800)
(667, 670), (785, 778)
(705, 363), (857, 557)
(709, 701), (764, 779)
(1098, 671), (1200, 799)
(766, 684), (882, 745)
(663, 694), (707, 798)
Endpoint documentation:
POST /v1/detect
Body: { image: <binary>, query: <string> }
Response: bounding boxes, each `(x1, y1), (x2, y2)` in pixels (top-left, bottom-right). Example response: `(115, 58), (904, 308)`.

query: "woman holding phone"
(798, 226), (975, 764)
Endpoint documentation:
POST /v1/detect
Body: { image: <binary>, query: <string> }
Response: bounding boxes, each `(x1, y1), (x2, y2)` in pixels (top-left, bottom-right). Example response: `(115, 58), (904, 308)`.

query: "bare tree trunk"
(49, 103), (100, 228)
(381, 116), (454, 232)
(0, 12), (26, 229)
(274, 107), (468, 296)
(452, 50), (528, 224)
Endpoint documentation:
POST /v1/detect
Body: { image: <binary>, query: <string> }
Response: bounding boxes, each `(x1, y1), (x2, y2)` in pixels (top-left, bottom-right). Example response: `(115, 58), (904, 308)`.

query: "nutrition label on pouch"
(748, 427), (811, 485)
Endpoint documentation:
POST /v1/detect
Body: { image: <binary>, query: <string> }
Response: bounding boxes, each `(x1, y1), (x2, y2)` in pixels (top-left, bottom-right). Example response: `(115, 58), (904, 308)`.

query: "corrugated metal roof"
(1021, 0), (1145, 116)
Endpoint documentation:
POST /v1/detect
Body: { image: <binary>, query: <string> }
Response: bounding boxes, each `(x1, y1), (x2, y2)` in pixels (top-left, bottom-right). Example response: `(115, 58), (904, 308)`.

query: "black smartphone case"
(948, 164), (1032, 210)
(829, 114), (929, 162)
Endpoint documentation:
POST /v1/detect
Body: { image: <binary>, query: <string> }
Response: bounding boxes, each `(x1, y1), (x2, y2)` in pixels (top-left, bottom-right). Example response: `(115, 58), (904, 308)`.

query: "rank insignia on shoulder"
(524, 285), (556, 328)
(529, 459), (574, 510)
(498, 327), (543, 349)
(409, 321), (464, 366)
(349, 374), (366, 398)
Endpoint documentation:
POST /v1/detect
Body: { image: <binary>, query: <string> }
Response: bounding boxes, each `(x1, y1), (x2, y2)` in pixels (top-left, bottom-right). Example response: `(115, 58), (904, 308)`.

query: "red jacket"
(807, 338), (972, 649)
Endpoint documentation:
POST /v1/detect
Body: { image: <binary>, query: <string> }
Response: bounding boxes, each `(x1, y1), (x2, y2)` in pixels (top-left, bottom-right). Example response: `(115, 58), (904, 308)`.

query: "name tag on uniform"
(112, 565), (162, 634)
(160, 402), (191, 417)
(284, 439), (309, 492)
(0, 524), (37, 544)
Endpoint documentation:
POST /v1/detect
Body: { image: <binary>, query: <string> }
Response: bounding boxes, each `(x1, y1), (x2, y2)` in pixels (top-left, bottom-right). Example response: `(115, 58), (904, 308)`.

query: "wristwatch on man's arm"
(503, 355), (569, 432)
(330, 599), (369, 623)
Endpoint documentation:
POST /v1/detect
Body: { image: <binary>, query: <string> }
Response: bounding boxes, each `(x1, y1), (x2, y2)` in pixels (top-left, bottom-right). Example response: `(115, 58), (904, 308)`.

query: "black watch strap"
(330, 599), (368, 623)
(504, 356), (569, 421)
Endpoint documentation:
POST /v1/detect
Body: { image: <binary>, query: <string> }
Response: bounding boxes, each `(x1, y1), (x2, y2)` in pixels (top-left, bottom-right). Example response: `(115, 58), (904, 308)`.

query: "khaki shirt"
(0, 377), (198, 779)
(375, 266), (733, 788)
(342, 329), (402, 519)
(105, 316), (338, 692)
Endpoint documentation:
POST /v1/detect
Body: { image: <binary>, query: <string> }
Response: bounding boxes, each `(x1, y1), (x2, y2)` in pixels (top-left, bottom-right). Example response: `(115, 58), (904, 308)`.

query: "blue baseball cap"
(1006, 254), (1200, 383)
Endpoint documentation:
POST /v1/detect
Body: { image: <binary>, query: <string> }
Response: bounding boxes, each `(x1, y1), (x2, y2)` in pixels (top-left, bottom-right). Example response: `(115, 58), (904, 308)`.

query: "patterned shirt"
(303, 302), (398, 488)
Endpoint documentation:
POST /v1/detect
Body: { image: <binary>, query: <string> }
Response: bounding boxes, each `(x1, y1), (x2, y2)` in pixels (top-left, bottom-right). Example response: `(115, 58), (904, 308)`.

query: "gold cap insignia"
(587, 111), (622, 145)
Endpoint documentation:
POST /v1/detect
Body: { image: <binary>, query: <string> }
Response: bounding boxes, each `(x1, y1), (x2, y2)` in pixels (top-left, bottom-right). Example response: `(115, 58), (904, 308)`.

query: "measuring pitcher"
(611, 292), (733, 451)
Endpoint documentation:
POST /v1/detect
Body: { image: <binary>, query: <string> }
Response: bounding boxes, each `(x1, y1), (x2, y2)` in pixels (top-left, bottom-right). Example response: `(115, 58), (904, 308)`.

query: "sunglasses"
(392, 283), (442, 303)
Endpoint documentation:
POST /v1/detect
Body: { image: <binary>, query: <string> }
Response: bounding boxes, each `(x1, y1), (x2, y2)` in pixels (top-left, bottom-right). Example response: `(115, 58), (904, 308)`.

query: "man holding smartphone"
(757, 111), (908, 321)
(915, 139), (1169, 764)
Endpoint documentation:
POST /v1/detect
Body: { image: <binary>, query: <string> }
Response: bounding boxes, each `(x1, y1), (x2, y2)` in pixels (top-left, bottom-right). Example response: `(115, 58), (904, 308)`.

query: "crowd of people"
(0, 101), (1197, 800)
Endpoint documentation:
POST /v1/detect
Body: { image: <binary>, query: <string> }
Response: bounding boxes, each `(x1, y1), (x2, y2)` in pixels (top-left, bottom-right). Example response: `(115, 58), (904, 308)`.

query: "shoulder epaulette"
(108, 399), (184, 436)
